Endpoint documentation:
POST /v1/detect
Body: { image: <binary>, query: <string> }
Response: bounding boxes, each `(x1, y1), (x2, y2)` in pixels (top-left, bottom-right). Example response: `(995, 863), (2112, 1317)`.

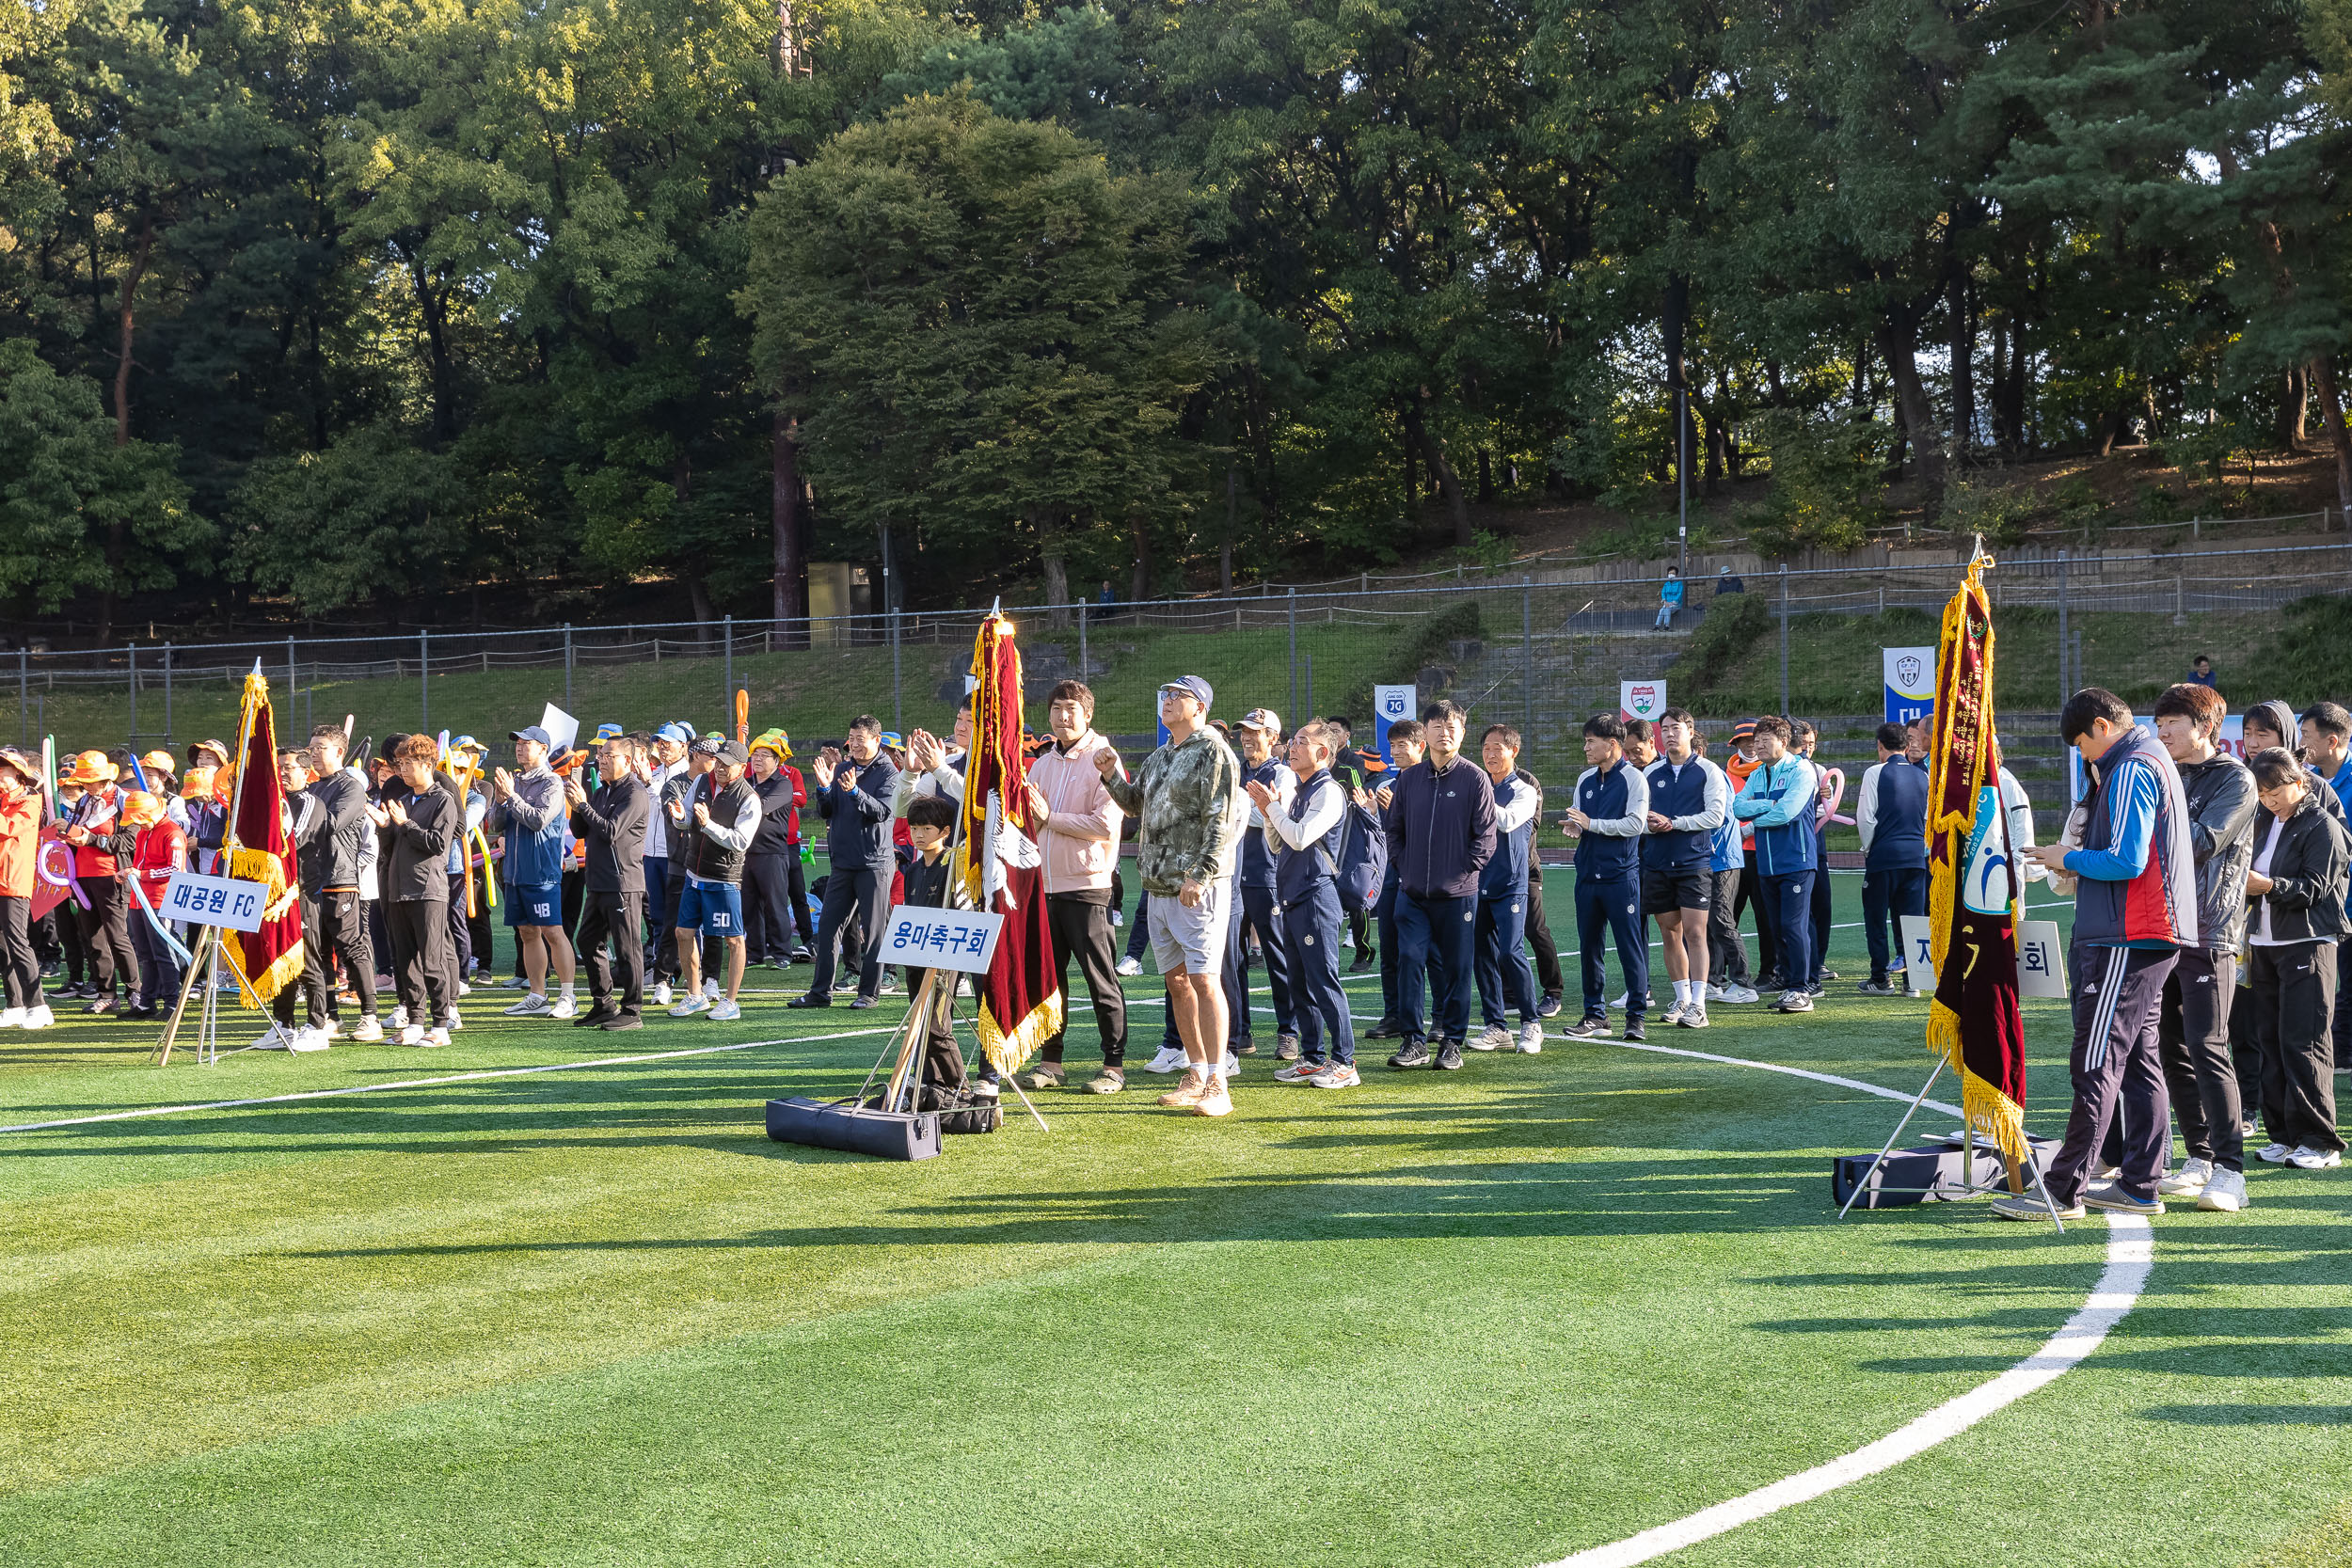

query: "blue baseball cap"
(1158, 675), (1213, 711)
(594, 722), (624, 741)
(656, 722), (692, 745)
(509, 725), (552, 746)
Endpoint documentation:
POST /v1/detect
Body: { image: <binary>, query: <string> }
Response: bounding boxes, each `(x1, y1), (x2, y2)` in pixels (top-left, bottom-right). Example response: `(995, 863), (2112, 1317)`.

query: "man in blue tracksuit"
(1384, 700), (1497, 1071)
(1363, 720), (1425, 1039)
(1563, 713), (1652, 1041)
(789, 716), (899, 1010)
(1856, 721), (1930, 995)
(1472, 723), (1544, 1053)
(1260, 721), (1360, 1087)
(1644, 708), (1729, 1029)
(1732, 715), (1821, 1014)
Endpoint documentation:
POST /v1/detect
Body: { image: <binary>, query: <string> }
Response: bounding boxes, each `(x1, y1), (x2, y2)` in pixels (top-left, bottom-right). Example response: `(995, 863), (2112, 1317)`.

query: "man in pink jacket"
(1021, 678), (1133, 1093)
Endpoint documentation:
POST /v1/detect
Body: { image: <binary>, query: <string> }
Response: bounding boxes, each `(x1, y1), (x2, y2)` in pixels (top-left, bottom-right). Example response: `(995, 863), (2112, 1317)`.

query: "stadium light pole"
(1677, 384), (1690, 580)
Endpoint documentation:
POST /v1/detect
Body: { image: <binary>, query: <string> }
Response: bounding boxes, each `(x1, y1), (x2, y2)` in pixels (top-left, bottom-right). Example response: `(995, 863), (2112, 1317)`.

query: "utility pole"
(768, 0), (814, 648)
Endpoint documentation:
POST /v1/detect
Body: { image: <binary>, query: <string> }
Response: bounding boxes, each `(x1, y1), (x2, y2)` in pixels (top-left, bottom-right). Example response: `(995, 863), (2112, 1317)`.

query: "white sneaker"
(2197, 1167), (2249, 1212)
(2157, 1157), (2213, 1196)
(0, 1007), (22, 1029)
(21, 1004), (54, 1030)
(389, 1006), (409, 1029)
(1307, 1061), (1360, 1088)
(1718, 983), (1760, 1005)
(1611, 990), (1629, 1009)
(652, 981), (673, 1007)
(667, 997), (710, 1018)
(287, 1027), (331, 1053)
(1704, 982), (1725, 1002)
(1222, 1051), (1241, 1077)
(442, 1011), (462, 1033)
(1472, 1024), (1511, 1053)
(1144, 1044), (1189, 1073)
(1679, 1002), (1709, 1029)
(549, 995), (579, 1020)
(317, 1019), (342, 1040)
(253, 1026), (292, 1050)
(703, 978), (721, 1001)
(350, 1017), (384, 1042)
(456, 980), (473, 997)
(1110, 910), (1123, 927)
(1115, 956), (1143, 977)
(503, 993), (552, 1017)
(1660, 1000), (1687, 1026)
(398, 1023), (425, 1046)
(424, 1027), (450, 1048)
(709, 998), (741, 1022)
(2288, 1145), (2343, 1170)
(1517, 1022), (1544, 1053)
(2257, 1141), (2294, 1164)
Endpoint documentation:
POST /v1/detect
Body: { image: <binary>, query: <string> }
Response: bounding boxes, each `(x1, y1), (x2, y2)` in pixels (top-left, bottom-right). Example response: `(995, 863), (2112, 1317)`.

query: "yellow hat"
(752, 728), (792, 761)
(119, 790), (165, 830)
(62, 750), (119, 785)
(141, 749), (177, 777)
(180, 766), (217, 801)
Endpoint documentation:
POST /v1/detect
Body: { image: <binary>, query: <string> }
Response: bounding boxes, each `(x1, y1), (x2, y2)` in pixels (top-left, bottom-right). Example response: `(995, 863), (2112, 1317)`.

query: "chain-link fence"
(15, 534), (2352, 809)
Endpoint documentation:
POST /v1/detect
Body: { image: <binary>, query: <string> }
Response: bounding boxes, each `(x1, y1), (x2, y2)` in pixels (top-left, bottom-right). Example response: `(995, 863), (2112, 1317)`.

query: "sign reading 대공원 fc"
(1619, 681), (1665, 723)
(1373, 684), (1418, 765)
(1883, 646), (1936, 726)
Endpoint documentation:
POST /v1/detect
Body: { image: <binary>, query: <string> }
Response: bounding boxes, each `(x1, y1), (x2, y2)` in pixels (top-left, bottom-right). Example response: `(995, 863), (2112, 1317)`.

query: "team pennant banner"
(956, 614), (1062, 1074)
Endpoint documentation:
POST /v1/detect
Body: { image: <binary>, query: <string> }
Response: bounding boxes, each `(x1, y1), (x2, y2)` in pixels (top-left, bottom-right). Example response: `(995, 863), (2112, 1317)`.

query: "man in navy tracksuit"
(1563, 714), (1651, 1040)
(1643, 708), (1729, 1029)
(1732, 716), (1821, 1014)
(790, 717), (900, 1009)
(1472, 724), (1545, 1053)
(1856, 721), (1930, 995)
(1384, 700), (1497, 1071)
(1363, 720), (1425, 1039)
(1259, 721), (1360, 1086)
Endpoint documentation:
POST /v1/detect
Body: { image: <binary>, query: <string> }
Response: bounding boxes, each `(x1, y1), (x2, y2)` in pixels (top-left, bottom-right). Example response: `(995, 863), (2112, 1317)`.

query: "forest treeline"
(2, 0), (2348, 640)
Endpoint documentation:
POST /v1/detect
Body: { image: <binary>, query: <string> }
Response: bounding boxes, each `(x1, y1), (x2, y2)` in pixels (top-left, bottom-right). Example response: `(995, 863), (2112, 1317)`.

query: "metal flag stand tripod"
(851, 966), (1050, 1132)
(1835, 1056), (2068, 1228)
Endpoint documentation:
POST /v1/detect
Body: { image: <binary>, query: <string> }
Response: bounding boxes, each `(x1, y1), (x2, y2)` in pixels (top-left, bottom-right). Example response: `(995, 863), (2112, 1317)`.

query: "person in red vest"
(60, 751), (139, 1014)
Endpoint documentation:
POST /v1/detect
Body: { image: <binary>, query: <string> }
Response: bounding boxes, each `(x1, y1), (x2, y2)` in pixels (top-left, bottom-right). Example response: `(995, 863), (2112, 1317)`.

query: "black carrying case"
(1831, 1136), (2059, 1209)
(766, 1096), (942, 1161)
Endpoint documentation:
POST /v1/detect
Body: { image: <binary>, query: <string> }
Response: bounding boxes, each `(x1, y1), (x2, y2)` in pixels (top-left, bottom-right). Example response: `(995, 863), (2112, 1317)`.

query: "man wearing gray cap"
(666, 737), (762, 1022)
(1100, 675), (1248, 1117)
(487, 724), (578, 1019)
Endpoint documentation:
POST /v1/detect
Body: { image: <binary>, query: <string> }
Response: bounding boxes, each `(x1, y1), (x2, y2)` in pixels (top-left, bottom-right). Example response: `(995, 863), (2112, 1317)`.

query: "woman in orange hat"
(59, 751), (139, 1013)
(119, 790), (187, 1019)
(0, 746), (45, 1028)
(180, 766), (226, 876)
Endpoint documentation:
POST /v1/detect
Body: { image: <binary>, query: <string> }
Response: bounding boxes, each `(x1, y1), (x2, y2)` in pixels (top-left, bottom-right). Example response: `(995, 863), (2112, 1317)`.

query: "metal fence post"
(1777, 563), (1790, 717)
(2058, 548), (2070, 708)
(127, 642), (136, 741)
(1522, 574), (1534, 744)
(1077, 601), (1088, 684)
(564, 623), (574, 712)
(287, 635), (297, 719)
(1303, 652), (1313, 718)
(1287, 589), (1297, 722)
(17, 648), (25, 746)
(724, 614), (735, 717)
(163, 642), (172, 747)
(420, 628), (430, 733)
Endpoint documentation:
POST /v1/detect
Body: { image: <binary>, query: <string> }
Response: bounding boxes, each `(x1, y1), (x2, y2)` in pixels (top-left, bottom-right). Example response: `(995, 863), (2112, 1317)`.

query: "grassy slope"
(1, 875), (2346, 1567)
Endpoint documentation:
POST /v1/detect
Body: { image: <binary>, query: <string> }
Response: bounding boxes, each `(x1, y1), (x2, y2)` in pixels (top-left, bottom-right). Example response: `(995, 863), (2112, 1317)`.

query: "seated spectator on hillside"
(2185, 656), (2217, 689)
(1715, 565), (1744, 595)
(1655, 568), (1686, 629)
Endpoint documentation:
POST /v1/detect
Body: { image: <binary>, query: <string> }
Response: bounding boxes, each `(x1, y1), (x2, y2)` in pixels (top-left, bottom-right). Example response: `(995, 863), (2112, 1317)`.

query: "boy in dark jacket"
(1383, 699), (1497, 1070)
(567, 733), (651, 1031)
(372, 734), (460, 1046)
(898, 794), (981, 1093)
(2241, 747), (2348, 1173)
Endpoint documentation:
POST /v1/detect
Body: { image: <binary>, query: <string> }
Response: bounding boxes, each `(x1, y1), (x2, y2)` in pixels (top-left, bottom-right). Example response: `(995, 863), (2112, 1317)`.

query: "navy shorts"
(676, 879), (744, 938)
(504, 881), (563, 928)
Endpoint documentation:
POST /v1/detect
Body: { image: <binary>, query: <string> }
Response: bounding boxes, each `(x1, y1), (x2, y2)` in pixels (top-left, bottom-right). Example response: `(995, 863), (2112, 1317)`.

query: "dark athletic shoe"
(787, 992), (831, 1008)
(1622, 1019), (1646, 1042)
(1855, 980), (1901, 997)
(1565, 1016), (1608, 1038)
(1363, 1016), (1402, 1039)
(572, 1006), (617, 1028)
(599, 1013), (644, 1031)
(1434, 1040), (1465, 1070)
(1387, 1038), (1432, 1069)
(1537, 994), (1563, 1019)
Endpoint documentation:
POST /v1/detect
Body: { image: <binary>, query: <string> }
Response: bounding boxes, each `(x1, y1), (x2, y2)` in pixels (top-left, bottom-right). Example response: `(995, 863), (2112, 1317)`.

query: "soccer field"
(3, 873), (2347, 1568)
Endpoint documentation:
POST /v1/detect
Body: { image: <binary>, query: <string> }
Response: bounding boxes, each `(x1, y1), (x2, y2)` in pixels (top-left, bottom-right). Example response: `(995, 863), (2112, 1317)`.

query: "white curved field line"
(1537, 1035), (2153, 1568)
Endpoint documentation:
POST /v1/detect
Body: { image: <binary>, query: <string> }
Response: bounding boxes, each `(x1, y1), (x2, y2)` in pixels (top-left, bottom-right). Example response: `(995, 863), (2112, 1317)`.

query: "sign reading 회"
(1883, 645), (1936, 726)
(1619, 680), (1665, 722)
(1373, 684), (1417, 765)
(881, 903), (1005, 975)
(2015, 921), (2067, 999)
(159, 869), (272, 933)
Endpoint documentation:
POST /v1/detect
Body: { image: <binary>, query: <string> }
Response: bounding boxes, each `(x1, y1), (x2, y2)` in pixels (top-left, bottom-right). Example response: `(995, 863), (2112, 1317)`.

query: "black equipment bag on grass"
(766, 1096), (941, 1161)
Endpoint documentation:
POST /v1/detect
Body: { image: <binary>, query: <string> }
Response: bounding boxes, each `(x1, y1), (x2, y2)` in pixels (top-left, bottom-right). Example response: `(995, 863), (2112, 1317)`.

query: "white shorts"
(1148, 879), (1232, 976)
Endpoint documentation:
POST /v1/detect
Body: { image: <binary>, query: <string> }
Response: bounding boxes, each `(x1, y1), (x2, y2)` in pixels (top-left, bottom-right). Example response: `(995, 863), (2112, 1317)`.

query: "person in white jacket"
(1019, 680), (1132, 1094)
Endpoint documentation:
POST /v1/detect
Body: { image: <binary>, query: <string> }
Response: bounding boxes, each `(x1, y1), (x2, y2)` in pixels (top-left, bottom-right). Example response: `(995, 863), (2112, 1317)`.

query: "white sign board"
(1898, 914), (1936, 990)
(2016, 920), (2067, 998)
(539, 703), (580, 756)
(881, 904), (1004, 975)
(1620, 680), (1665, 723)
(1883, 645), (1936, 726)
(159, 870), (272, 932)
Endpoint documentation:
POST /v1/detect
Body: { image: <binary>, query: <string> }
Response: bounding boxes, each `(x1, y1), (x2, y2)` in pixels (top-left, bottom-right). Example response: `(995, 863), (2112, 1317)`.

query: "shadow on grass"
(2138, 1403), (2352, 1425)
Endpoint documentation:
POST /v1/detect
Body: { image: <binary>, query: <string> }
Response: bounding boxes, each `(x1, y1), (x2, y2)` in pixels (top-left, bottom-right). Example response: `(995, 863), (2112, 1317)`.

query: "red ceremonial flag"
(1923, 549), (2028, 1163)
(957, 614), (1063, 1075)
(223, 670), (307, 1004)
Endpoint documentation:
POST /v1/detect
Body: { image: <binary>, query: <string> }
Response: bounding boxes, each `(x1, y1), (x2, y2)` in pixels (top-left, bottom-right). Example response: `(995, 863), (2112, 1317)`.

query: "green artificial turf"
(1, 874), (2346, 1568)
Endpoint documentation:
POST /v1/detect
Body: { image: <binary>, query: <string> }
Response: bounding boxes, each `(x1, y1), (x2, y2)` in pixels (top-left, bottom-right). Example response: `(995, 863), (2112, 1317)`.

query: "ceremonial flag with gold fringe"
(1924, 550), (2029, 1163)
(957, 614), (1063, 1075)
(223, 670), (306, 1005)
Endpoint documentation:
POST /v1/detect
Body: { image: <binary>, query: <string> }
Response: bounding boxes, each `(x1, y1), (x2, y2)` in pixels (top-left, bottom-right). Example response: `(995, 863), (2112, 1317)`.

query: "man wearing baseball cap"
(667, 737), (762, 1021)
(0, 746), (46, 1029)
(1232, 707), (1301, 1059)
(792, 717), (900, 1010)
(1100, 675), (1248, 1116)
(486, 725), (579, 1019)
(642, 722), (694, 1005)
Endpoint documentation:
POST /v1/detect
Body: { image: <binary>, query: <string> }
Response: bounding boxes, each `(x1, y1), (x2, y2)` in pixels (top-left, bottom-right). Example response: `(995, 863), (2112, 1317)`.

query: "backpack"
(1329, 795), (1388, 915)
